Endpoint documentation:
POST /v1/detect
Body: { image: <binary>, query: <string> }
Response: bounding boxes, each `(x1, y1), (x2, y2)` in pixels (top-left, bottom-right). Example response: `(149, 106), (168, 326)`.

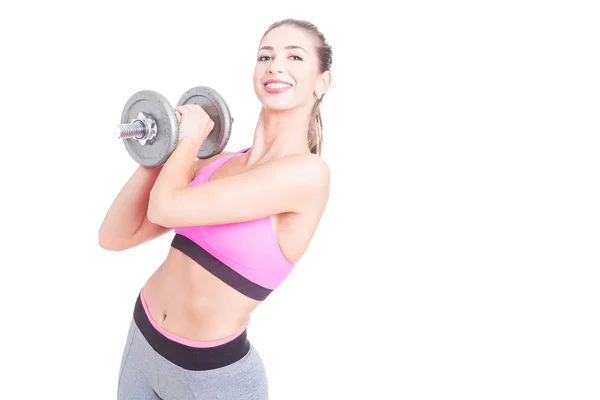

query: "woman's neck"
(247, 105), (312, 164)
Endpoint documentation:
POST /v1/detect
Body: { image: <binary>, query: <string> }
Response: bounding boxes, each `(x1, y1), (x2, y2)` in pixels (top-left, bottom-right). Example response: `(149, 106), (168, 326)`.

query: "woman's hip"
(117, 292), (268, 399)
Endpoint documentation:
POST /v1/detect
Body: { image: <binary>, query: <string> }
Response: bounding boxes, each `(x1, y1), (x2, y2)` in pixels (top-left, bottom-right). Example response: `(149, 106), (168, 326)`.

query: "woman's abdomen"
(141, 247), (260, 343)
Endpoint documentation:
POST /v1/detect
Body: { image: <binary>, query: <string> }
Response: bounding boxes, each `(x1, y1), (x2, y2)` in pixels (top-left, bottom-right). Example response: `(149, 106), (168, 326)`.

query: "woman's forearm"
(149, 137), (201, 216)
(99, 165), (163, 245)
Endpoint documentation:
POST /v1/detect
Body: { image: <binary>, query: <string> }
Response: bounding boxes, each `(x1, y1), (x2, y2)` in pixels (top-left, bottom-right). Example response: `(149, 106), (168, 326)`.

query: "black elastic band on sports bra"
(170, 234), (273, 301)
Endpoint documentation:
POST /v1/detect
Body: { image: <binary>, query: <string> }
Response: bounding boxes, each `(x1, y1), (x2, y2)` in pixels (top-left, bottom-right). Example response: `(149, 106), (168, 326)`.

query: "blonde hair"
(262, 19), (333, 155)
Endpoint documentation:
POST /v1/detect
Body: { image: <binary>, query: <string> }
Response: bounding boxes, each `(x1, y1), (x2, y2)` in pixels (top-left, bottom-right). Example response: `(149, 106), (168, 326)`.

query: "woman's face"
(254, 25), (323, 112)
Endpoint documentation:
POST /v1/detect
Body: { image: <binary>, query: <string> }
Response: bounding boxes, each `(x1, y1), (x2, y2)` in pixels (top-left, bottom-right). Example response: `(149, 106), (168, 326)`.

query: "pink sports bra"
(170, 147), (294, 300)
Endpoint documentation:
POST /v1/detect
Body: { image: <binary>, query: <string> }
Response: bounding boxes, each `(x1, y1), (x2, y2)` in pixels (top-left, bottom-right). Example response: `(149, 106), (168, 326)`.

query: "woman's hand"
(175, 105), (215, 147)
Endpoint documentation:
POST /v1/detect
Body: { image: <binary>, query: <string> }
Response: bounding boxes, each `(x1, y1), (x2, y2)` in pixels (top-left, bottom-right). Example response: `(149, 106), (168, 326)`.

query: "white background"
(1, 1), (599, 399)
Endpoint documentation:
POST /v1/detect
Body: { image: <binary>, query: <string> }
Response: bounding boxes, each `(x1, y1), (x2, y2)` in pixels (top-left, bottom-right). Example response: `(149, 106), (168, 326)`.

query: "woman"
(99, 18), (333, 400)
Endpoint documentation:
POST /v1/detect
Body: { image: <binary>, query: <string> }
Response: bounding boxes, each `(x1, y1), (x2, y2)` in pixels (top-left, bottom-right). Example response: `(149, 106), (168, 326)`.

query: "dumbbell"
(111, 86), (233, 167)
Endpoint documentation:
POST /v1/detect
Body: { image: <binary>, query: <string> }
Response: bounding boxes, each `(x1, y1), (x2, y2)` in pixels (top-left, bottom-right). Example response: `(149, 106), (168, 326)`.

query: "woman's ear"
(315, 70), (332, 98)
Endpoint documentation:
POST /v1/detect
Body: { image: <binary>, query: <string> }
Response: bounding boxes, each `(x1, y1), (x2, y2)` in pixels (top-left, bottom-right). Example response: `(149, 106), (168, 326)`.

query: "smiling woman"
(99, 18), (334, 400)
(255, 19), (333, 156)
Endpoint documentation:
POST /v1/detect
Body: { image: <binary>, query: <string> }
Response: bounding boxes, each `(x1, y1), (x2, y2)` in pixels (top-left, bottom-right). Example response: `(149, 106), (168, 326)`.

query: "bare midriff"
(141, 246), (262, 343)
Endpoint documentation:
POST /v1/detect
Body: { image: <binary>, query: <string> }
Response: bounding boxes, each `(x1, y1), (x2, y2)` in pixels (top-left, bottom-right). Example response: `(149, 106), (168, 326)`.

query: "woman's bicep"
(100, 216), (171, 251)
(131, 217), (172, 245)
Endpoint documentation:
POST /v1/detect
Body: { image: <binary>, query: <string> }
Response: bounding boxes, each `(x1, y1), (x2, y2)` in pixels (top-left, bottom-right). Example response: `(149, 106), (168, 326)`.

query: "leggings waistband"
(139, 288), (245, 348)
(133, 291), (251, 371)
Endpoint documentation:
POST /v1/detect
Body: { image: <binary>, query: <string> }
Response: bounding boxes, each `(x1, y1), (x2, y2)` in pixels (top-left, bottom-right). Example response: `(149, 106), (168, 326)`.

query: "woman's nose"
(268, 58), (285, 74)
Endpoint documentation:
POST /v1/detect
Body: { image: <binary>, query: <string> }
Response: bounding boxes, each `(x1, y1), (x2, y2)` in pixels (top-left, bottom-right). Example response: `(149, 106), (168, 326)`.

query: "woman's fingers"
(175, 104), (206, 115)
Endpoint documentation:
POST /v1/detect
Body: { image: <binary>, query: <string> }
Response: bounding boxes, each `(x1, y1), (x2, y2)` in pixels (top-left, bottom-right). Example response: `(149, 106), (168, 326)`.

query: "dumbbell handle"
(112, 120), (146, 140)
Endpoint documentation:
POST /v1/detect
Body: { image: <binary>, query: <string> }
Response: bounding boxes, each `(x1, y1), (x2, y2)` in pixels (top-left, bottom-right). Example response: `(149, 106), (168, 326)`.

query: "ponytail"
(308, 97), (324, 155)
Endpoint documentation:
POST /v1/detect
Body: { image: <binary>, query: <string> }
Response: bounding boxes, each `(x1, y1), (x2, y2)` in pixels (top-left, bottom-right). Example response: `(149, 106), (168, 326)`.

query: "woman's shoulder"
(269, 152), (330, 194)
(281, 152), (329, 181)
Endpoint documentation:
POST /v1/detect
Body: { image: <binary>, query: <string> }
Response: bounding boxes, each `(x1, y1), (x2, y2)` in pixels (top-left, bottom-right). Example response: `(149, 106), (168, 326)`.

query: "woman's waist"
(141, 255), (257, 342)
(139, 287), (250, 345)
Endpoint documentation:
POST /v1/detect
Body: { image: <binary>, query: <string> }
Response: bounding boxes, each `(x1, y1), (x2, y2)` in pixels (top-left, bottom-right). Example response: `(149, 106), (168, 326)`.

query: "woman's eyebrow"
(259, 45), (308, 53)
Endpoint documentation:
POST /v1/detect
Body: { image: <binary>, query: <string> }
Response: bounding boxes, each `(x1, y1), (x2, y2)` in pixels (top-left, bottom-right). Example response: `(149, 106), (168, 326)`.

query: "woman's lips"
(264, 81), (292, 94)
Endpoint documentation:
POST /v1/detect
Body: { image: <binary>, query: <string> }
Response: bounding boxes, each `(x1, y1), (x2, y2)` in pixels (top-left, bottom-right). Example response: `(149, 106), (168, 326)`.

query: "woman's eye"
(257, 55), (302, 61)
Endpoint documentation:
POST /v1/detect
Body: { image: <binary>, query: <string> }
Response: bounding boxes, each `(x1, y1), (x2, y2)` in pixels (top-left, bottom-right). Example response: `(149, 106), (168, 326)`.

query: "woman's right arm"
(98, 165), (171, 251)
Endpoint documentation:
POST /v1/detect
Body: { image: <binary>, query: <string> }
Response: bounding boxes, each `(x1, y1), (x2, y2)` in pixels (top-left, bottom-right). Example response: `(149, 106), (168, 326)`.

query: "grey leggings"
(117, 297), (268, 399)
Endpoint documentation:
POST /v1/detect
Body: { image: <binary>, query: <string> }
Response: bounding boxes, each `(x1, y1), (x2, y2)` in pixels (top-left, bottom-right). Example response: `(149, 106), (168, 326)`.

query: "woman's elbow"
(98, 231), (126, 252)
(147, 197), (172, 228)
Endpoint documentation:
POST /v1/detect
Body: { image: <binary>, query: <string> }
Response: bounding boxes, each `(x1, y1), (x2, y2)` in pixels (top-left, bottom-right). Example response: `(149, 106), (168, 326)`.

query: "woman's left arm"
(147, 138), (330, 228)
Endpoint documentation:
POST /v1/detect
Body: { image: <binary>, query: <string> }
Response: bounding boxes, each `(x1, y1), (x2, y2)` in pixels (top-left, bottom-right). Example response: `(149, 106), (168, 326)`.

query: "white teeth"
(266, 83), (291, 89)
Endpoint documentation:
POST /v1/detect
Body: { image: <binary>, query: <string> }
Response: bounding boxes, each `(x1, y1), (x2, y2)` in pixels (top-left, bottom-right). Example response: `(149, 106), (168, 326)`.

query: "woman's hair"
(262, 19), (333, 155)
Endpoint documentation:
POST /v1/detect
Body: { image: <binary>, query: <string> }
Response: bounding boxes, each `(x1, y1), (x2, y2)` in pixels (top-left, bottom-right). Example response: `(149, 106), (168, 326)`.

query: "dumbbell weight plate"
(120, 90), (179, 168)
(177, 86), (233, 159)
